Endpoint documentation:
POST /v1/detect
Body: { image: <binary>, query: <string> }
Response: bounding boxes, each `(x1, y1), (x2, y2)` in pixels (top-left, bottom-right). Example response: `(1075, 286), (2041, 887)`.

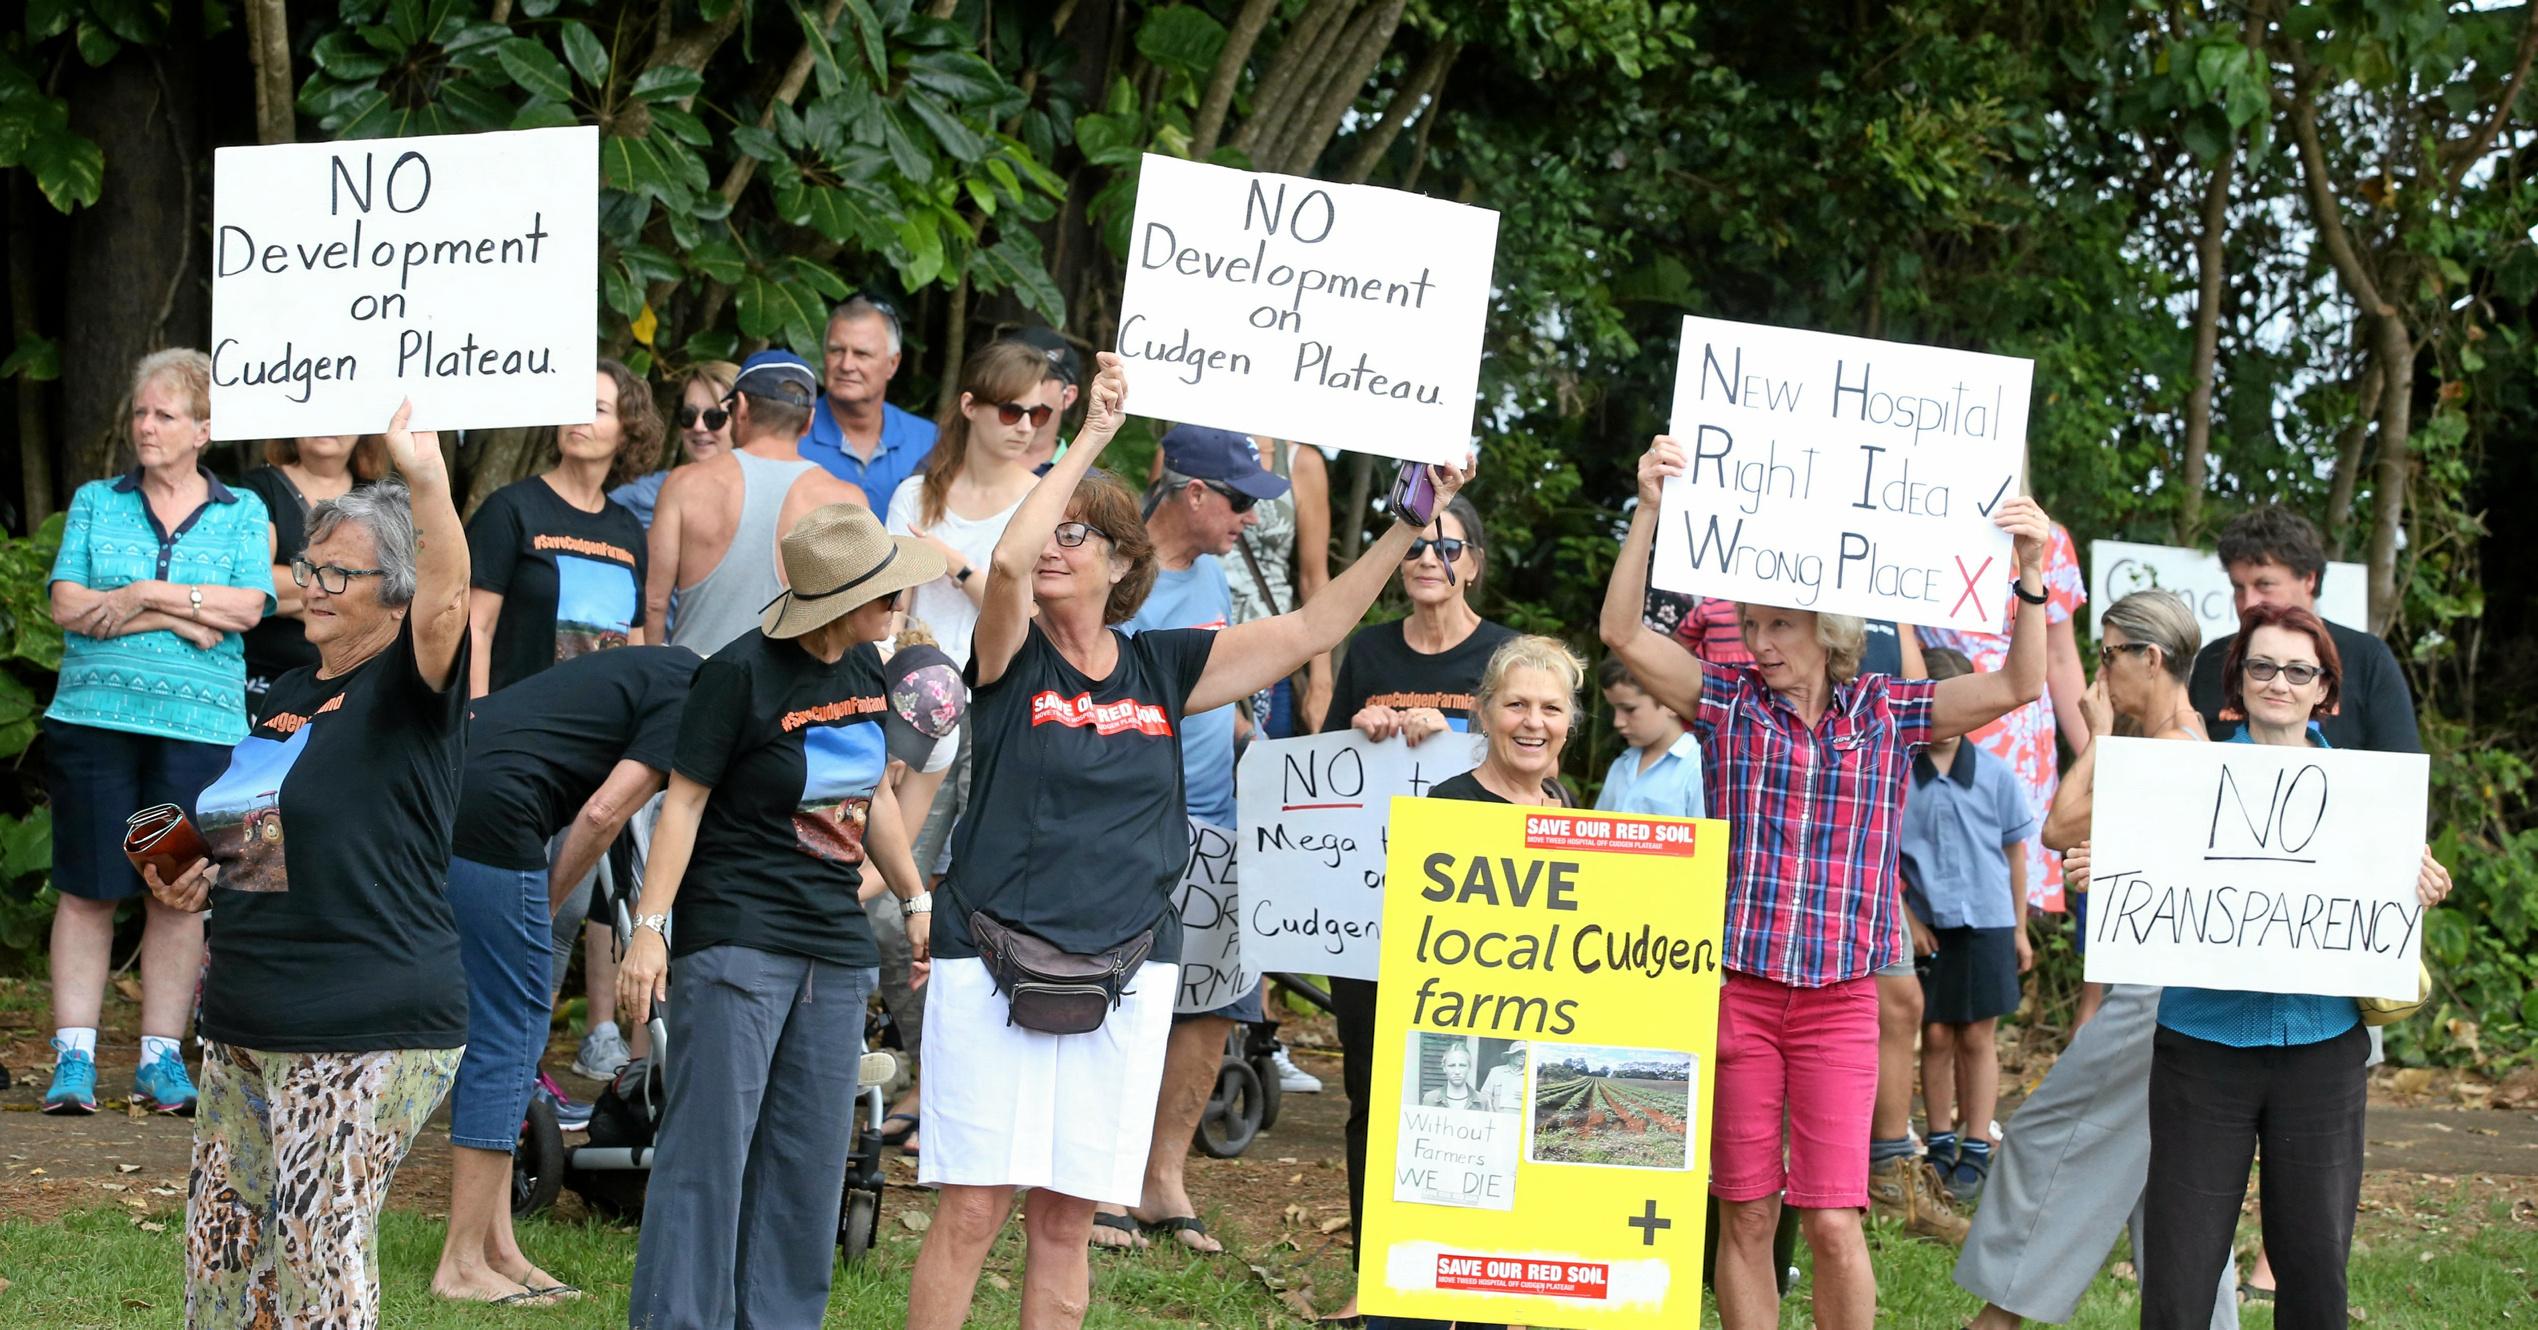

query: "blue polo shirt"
(1123, 556), (1235, 826)
(1595, 731), (1706, 820)
(799, 399), (936, 509)
(2158, 724), (2364, 1048)
(47, 467), (275, 745)
(1899, 739), (2036, 929)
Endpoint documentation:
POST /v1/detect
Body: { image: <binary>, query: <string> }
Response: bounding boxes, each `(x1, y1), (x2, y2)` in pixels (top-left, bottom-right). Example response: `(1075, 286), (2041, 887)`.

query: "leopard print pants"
(185, 1041), (461, 1329)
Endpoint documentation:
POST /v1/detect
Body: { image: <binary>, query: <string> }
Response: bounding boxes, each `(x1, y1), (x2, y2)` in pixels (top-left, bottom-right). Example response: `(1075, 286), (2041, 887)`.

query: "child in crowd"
(1898, 648), (2036, 1201)
(1593, 656), (1705, 818)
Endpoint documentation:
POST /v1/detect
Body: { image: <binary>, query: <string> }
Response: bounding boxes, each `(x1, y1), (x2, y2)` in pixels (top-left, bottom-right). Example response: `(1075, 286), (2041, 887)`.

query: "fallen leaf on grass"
(114, 977), (144, 1003)
(985, 1275), (1011, 1293)
(900, 1211), (931, 1233)
(117, 1163), (141, 1173)
(1316, 1216), (1350, 1235)
(134, 1219), (165, 1233)
(121, 1298), (152, 1310)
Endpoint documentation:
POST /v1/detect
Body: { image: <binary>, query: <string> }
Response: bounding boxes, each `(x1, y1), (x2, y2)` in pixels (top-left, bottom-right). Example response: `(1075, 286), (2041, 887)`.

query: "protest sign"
(2083, 737), (2429, 998)
(1113, 153), (1497, 465)
(1652, 317), (2030, 631)
(1361, 800), (1728, 1329)
(1237, 732), (1478, 982)
(209, 126), (599, 440)
(2089, 539), (2370, 642)
(1174, 818), (1254, 1015)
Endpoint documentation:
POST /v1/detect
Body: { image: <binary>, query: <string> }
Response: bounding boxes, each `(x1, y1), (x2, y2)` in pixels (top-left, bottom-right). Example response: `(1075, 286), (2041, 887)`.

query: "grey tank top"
(668, 450), (821, 655)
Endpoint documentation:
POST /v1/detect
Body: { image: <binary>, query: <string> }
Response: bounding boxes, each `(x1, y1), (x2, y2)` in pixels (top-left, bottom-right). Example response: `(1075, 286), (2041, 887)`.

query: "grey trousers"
(628, 944), (877, 1330)
(1954, 984), (2237, 1328)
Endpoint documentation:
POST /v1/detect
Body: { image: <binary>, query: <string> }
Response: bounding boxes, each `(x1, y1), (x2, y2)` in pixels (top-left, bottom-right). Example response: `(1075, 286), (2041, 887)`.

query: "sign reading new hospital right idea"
(1114, 154), (1498, 465)
(1653, 318), (2033, 632)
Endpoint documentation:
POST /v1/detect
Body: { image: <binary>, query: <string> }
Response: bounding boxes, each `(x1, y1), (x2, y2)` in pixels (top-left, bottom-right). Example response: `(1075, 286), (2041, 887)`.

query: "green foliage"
(0, 514), (62, 967)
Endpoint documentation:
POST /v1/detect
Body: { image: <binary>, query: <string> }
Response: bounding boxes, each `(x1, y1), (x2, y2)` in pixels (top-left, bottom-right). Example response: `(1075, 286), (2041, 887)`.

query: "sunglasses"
(677, 405), (730, 431)
(2098, 641), (2153, 665)
(1054, 521), (1110, 548)
(1202, 481), (1257, 514)
(1404, 537), (1468, 564)
(2242, 659), (2327, 686)
(291, 557), (386, 595)
(991, 401), (1055, 428)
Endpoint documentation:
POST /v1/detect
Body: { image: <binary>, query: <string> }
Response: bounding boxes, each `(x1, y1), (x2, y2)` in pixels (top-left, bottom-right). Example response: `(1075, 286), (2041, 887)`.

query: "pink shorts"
(1708, 970), (1879, 1208)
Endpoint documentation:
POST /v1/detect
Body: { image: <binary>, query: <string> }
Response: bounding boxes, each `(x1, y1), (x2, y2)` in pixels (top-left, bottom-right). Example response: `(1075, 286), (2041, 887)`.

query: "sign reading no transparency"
(1115, 154), (1498, 465)
(209, 125), (599, 440)
(1654, 318), (2031, 632)
(2083, 737), (2430, 999)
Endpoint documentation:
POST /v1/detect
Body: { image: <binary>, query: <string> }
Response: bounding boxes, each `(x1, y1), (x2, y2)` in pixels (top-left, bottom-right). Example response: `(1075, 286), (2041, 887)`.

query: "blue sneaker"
(133, 1048), (198, 1116)
(43, 1041), (98, 1115)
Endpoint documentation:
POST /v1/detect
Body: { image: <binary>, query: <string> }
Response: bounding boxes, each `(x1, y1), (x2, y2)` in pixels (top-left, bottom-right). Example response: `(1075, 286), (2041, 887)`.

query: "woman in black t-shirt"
(903, 355), (1474, 1330)
(144, 401), (475, 1326)
(612, 504), (939, 1329)
(235, 433), (386, 708)
(464, 358), (662, 698)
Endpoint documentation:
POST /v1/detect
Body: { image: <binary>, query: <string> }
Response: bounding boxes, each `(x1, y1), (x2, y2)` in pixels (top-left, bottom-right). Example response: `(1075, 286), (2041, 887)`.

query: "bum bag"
(968, 911), (1154, 1035)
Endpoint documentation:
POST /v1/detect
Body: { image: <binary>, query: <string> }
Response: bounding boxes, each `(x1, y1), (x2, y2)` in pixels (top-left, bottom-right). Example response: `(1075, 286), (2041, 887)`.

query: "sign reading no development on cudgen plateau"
(1362, 800), (1727, 1330)
(209, 126), (599, 441)
(1653, 317), (2031, 632)
(1114, 153), (1497, 465)
(2083, 737), (2430, 999)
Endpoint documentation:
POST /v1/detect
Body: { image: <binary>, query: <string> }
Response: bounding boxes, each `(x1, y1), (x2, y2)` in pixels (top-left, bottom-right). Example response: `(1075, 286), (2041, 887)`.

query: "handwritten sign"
(1174, 818), (1254, 1015)
(1652, 317), (2030, 630)
(209, 126), (598, 440)
(1113, 153), (1497, 465)
(1362, 800), (1728, 1330)
(1237, 732), (1477, 982)
(2089, 539), (2370, 643)
(2083, 737), (2429, 998)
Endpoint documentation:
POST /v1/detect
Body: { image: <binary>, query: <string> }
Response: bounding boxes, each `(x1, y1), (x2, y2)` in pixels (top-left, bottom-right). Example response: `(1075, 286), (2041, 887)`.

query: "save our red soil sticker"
(1522, 814), (1699, 857)
(1433, 1254), (1613, 1299)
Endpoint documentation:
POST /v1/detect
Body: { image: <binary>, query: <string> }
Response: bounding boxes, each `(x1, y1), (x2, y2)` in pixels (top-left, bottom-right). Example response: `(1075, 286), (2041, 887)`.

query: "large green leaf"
(1071, 111), (1143, 168)
(24, 127), (103, 211)
(905, 48), (1006, 104)
(734, 270), (826, 347)
(560, 21), (610, 90)
(903, 90), (983, 163)
(497, 37), (575, 104)
(601, 132), (695, 208)
(686, 237), (747, 285)
(0, 335), (60, 382)
(631, 66), (705, 105)
(1134, 4), (1226, 81)
(878, 104), (932, 183)
(310, 31), (394, 80)
(838, 0), (887, 82)
(0, 807), (51, 882)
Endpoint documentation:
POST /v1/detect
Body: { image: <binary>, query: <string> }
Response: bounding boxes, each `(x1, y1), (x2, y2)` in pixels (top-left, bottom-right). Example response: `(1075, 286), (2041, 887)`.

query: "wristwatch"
(188, 585), (203, 616)
(902, 890), (934, 914)
(633, 912), (670, 937)
(953, 565), (974, 584)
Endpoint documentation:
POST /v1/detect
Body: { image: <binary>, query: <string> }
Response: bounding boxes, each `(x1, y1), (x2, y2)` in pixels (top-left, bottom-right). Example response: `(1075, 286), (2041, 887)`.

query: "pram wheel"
(512, 1097), (567, 1216)
(840, 1187), (881, 1261)
(1193, 1056), (1265, 1159)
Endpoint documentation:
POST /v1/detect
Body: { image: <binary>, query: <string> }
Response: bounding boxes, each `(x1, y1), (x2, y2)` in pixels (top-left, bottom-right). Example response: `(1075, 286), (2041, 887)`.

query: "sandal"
(1140, 1214), (1224, 1255)
(2238, 1280), (2275, 1305)
(1090, 1210), (1147, 1250)
(880, 1112), (919, 1155)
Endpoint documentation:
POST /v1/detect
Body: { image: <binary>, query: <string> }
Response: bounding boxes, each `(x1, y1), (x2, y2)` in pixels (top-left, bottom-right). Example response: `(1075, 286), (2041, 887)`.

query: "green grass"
(3, 1187), (2532, 1328)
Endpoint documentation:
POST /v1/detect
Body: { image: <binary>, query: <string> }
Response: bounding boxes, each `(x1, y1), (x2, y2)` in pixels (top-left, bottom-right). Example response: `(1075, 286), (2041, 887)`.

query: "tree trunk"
(2364, 317), (2413, 632)
(2177, 147), (2232, 542)
(243, 0), (295, 145)
(2323, 356), (2381, 559)
(463, 427), (546, 516)
(934, 274), (969, 421)
(1234, 0), (1356, 161)
(1271, 0), (1408, 175)
(8, 176), (52, 526)
(1340, 39), (1455, 184)
(1337, 449), (1374, 563)
(1192, 0), (1280, 160)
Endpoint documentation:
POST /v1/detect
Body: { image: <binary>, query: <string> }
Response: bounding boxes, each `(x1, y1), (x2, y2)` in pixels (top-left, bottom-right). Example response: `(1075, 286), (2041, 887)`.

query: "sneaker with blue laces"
(133, 1047), (198, 1116)
(43, 1040), (98, 1115)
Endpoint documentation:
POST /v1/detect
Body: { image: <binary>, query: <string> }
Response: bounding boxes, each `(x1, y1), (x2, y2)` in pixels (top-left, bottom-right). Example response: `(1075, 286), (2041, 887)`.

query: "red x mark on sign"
(1951, 555), (1995, 621)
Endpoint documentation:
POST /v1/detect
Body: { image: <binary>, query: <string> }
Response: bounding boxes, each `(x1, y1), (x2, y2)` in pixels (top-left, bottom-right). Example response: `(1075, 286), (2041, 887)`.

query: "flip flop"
(1140, 1214), (1224, 1255)
(2238, 1281), (2275, 1305)
(490, 1288), (566, 1306)
(523, 1284), (582, 1299)
(1090, 1211), (1147, 1250)
(881, 1112), (919, 1145)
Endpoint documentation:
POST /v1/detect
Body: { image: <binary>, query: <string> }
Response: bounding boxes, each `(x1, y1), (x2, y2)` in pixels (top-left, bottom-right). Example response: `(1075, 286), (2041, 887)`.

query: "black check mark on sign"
(1977, 475), (2014, 516)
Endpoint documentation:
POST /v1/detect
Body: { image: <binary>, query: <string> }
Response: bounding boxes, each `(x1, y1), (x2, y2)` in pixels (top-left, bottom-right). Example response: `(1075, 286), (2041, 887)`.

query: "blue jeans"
(447, 855), (551, 1151)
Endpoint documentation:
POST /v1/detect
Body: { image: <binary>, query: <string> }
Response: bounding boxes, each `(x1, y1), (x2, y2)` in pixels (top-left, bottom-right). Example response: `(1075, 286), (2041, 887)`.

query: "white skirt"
(917, 956), (1176, 1205)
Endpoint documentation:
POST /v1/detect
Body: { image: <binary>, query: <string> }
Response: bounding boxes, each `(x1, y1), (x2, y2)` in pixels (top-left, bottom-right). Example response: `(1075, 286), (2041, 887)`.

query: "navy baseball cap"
(1160, 425), (1291, 503)
(731, 350), (819, 407)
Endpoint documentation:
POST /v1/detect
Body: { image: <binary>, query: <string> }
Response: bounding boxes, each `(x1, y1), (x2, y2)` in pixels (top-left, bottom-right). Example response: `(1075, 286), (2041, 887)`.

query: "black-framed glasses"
(1054, 521), (1110, 548)
(1404, 537), (1468, 564)
(677, 405), (730, 431)
(1202, 481), (1257, 514)
(2098, 641), (2154, 665)
(2243, 659), (2327, 686)
(993, 402), (1056, 429)
(291, 558), (386, 595)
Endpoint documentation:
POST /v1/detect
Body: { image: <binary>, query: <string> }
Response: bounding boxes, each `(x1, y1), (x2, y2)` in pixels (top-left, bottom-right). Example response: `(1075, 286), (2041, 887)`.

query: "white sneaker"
(1271, 1045), (1323, 1093)
(574, 1025), (632, 1080)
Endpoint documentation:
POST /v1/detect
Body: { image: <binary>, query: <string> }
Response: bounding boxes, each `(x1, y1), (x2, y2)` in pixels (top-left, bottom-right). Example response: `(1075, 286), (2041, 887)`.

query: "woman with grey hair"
(144, 400), (476, 1326)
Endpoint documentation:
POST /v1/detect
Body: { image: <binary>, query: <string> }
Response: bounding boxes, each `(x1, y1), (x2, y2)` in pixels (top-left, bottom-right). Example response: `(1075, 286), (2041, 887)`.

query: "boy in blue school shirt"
(1593, 656), (1704, 818)
(1898, 648), (2036, 1202)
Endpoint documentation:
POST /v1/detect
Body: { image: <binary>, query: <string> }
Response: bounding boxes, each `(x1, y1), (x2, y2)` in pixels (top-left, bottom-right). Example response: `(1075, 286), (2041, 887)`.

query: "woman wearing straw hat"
(615, 503), (940, 1329)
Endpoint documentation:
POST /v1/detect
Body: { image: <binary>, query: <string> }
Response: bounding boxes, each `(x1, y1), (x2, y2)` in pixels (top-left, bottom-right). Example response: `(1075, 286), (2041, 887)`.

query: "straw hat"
(761, 504), (946, 640)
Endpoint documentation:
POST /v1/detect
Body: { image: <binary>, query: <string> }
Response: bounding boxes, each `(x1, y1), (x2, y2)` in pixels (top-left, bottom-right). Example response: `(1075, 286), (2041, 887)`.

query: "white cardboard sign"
(209, 126), (599, 440)
(2089, 540), (2370, 642)
(2082, 736), (2429, 999)
(1114, 154), (1497, 465)
(1653, 317), (2030, 631)
(1174, 818), (1254, 1015)
(1237, 732), (1478, 982)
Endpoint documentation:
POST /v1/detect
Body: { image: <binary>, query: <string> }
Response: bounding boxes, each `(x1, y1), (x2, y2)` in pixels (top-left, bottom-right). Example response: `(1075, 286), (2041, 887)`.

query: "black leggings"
(2142, 1021), (2368, 1330)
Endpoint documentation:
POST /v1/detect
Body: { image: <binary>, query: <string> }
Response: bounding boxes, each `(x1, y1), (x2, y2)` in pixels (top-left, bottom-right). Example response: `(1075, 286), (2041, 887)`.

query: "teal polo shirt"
(46, 468), (275, 745)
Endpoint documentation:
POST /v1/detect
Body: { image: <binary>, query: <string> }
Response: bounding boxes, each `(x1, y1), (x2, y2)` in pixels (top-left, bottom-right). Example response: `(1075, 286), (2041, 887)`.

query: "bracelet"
(633, 912), (670, 937)
(2009, 577), (2048, 606)
(903, 889), (934, 914)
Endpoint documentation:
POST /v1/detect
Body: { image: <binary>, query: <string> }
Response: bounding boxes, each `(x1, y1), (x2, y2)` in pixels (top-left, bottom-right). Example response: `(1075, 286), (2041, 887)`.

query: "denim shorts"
(447, 855), (552, 1151)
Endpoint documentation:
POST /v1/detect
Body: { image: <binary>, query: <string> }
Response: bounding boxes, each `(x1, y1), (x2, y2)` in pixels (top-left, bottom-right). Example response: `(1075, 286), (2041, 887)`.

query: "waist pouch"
(968, 910), (1154, 1035)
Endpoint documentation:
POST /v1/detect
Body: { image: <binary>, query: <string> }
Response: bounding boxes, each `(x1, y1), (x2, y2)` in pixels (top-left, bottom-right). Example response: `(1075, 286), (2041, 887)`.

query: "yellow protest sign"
(1361, 797), (1728, 1328)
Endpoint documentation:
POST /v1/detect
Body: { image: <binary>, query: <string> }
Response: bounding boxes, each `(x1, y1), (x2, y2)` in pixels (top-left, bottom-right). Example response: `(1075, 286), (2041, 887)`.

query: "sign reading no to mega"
(208, 125), (598, 441)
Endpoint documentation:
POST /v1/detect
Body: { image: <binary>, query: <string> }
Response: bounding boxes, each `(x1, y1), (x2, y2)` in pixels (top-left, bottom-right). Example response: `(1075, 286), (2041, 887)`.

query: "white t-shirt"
(883, 473), (1025, 669)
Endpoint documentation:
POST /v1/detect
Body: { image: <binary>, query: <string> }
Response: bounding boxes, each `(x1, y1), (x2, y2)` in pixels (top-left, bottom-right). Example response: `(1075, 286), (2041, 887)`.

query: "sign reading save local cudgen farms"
(1653, 317), (2031, 632)
(2083, 737), (2430, 998)
(1237, 733), (1477, 982)
(1173, 818), (1255, 1015)
(1114, 153), (1497, 465)
(208, 126), (598, 441)
(1361, 799), (1727, 1330)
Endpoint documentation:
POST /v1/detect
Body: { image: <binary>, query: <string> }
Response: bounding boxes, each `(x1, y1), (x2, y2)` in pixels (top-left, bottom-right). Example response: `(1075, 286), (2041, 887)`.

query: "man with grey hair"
(800, 294), (937, 508)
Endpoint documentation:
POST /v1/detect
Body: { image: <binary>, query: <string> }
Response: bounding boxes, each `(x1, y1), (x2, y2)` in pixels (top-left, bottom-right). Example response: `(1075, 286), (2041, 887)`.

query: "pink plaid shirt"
(1695, 657), (1937, 987)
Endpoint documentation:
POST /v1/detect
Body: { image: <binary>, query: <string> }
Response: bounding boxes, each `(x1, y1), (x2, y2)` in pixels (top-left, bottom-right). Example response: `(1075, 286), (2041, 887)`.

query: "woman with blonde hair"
(611, 359), (739, 526)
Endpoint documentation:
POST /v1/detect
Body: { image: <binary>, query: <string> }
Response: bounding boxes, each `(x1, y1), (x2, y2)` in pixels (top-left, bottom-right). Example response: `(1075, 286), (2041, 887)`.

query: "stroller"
(510, 853), (901, 1261)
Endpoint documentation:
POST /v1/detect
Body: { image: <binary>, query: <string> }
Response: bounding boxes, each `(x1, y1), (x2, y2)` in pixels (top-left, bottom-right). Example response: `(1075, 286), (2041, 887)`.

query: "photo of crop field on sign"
(1525, 1043), (1694, 1170)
